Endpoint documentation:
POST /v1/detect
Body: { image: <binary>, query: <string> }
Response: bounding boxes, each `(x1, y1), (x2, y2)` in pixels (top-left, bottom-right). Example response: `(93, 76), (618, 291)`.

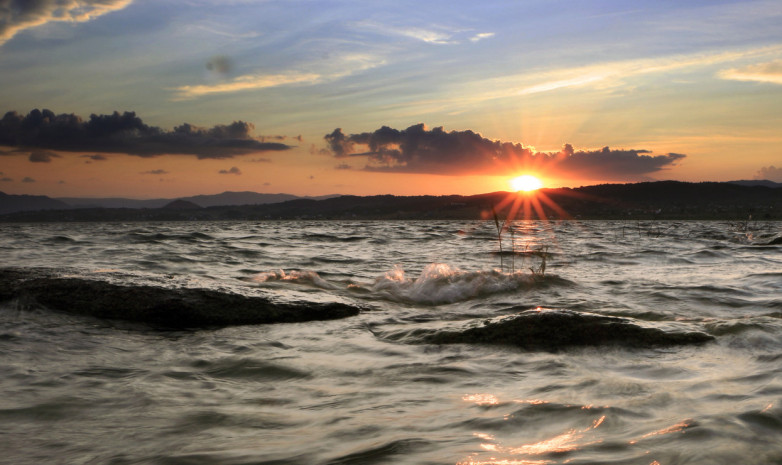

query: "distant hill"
(728, 180), (782, 188)
(181, 191), (299, 207)
(57, 191), (340, 209)
(57, 197), (170, 209)
(162, 199), (202, 210)
(0, 191), (70, 215)
(3, 181), (781, 222)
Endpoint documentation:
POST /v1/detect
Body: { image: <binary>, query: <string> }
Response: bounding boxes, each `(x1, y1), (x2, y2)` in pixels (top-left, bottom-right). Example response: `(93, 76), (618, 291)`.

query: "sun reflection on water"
(459, 394), (608, 465)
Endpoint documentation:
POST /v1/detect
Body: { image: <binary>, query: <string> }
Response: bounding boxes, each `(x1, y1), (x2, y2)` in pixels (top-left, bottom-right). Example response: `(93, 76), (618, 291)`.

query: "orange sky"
(1, 1), (781, 198)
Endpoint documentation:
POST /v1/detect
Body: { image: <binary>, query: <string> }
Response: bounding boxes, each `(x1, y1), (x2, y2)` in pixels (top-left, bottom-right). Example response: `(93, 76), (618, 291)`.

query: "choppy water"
(1, 220), (781, 464)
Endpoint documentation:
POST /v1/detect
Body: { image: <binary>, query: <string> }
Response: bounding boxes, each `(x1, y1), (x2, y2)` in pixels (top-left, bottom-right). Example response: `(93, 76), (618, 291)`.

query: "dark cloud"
(206, 55), (232, 76)
(755, 165), (782, 182)
(0, 0), (131, 45)
(29, 150), (61, 163)
(324, 124), (686, 179)
(218, 166), (241, 175)
(82, 154), (108, 161)
(141, 169), (169, 175)
(0, 109), (291, 159)
(249, 157), (271, 163)
(21, 176), (35, 183)
(0, 177), (11, 182)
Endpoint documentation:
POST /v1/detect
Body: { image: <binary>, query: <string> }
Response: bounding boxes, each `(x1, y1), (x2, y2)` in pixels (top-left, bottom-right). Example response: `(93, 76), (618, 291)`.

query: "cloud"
(141, 169), (168, 175)
(0, 148), (61, 162)
(755, 165), (782, 182)
(172, 73), (322, 100)
(335, 163), (352, 170)
(450, 44), (782, 105)
(325, 124), (686, 180)
(218, 166), (241, 175)
(0, 177), (11, 182)
(0, 109), (291, 159)
(28, 150), (61, 163)
(21, 176), (35, 183)
(82, 154), (108, 161)
(719, 60), (782, 85)
(172, 54), (384, 100)
(469, 32), (495, 42)
(357, 21), (495, 46)
(0, 0), (133, 46)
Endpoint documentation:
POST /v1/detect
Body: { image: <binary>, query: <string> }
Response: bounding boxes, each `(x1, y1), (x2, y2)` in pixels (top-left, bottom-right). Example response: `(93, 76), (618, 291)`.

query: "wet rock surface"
(0, 268), (361, 328)
(422, 309), (714, 351)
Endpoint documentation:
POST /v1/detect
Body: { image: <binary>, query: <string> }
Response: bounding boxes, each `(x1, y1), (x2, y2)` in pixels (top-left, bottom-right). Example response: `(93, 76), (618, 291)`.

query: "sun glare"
(510, 174), (543, 192)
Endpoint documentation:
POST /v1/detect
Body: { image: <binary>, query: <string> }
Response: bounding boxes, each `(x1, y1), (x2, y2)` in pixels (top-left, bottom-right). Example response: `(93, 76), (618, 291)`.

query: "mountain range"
(2, 180), (781, 221)
(1, 191), (339, 215)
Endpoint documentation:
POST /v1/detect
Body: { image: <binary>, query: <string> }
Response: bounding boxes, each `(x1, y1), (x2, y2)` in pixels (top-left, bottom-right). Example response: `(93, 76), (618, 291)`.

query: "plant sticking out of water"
(492, 207), (505, 272)
(491, 207), (547, 277)
(528, 245), (548, 278)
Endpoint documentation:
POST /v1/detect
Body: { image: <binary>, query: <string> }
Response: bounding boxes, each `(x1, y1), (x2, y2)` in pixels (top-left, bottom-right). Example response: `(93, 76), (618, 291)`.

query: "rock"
(0, 268), (360, 328)
(422, 309), (714, 351)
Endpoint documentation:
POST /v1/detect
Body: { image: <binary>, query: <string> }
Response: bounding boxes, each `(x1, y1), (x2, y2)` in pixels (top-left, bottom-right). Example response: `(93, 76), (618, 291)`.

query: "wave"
(253, 263), (571, 305)
(365, 264), (557, 305)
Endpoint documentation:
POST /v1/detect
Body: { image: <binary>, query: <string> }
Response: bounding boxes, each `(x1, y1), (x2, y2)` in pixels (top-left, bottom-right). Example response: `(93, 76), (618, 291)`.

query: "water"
(1, 220), (781, 464)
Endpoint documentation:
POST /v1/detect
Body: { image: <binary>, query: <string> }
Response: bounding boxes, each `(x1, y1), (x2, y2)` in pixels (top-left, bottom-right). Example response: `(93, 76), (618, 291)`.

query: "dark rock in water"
(0, 268), (360, 328)
(423, 309), (714, 351)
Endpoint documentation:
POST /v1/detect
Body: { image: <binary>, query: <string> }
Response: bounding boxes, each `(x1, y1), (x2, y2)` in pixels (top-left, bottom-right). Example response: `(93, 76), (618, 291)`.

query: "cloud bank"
(0, 109), (291, 159)
(325, 124), (686, 180)
(0, 0), (133, 45)
(755, 165), (782, 182)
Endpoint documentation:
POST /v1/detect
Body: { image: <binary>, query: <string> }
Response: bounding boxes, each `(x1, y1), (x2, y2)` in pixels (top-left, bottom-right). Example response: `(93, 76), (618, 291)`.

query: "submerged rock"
(0, 268), (360, 328)
(422, 309), (714, 351)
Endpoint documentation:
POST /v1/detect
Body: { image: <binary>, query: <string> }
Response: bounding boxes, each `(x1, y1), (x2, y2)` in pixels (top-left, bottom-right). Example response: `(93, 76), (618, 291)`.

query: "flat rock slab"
(0, 268), (361, 328)
(421, 309), (714, 351)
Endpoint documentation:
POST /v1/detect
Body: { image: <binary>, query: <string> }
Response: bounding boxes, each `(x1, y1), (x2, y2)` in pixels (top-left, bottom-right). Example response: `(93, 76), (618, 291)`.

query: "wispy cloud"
(0, 0), (133, 46)
(719, 59), (782, 85)
(469, 32), (495, 42)
(357, 21), (456, 44)
(421, 44), (782, 109)
(510, 45), (782, 96)
(356, 21), (494, 46)
(172, 73), (321, 100)
(171, 54), (385, 100)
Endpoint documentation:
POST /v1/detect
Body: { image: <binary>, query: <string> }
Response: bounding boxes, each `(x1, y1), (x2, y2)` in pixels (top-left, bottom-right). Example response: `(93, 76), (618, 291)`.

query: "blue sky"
(1, 0), (781, 197)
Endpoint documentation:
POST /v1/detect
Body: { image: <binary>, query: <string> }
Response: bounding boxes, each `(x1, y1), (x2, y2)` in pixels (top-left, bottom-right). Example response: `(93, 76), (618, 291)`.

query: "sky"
(1, 0), (781, 199)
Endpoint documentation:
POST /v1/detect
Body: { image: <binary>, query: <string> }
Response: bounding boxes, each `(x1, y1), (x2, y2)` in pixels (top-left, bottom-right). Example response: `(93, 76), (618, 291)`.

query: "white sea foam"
(254, 263), (538, 304)
(367, 263), (537, 305)
(252, 269), (341, 290)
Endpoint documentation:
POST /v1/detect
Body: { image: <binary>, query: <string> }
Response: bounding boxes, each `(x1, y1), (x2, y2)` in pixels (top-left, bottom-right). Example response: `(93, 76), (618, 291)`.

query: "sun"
(510, 174), (543, 192)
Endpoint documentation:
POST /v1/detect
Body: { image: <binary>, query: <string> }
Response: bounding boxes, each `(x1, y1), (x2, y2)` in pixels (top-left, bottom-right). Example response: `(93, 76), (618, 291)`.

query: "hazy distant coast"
(2, 181), (781, 222)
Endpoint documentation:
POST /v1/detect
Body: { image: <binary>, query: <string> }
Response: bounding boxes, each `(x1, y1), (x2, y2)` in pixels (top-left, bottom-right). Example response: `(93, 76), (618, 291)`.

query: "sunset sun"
(510, 174), (544, 192)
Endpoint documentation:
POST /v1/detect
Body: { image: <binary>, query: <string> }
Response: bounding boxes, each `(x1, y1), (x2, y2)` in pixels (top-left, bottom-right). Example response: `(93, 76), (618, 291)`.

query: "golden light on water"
(510, 174), (544, 192)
